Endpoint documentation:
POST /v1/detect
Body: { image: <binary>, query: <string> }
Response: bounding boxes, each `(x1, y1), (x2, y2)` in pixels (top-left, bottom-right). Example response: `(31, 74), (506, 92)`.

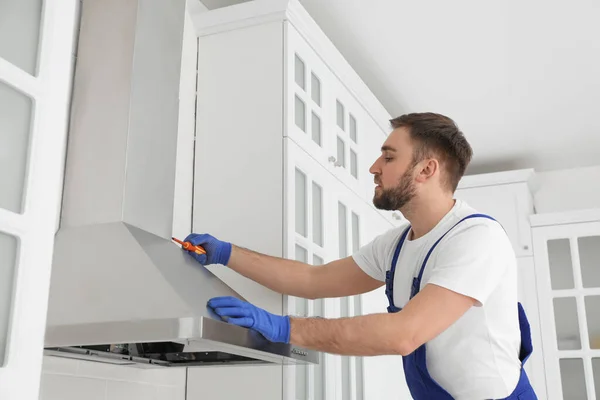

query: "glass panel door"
(285, 139), (331, 400)
(285, 23), (333, 171)
(0, 0), (78, 396)
(337, 192), (364, 400)
(534, 222), (600, 399)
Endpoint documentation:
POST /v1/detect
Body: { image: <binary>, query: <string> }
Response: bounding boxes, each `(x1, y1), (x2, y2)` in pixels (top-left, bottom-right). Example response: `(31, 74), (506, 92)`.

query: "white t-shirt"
(352, 199), (522, 400)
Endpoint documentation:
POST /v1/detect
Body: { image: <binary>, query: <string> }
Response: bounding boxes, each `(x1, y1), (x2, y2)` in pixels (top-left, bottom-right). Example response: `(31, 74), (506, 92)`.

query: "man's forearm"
(227, 245), (315, 298)
(289, 313), (408, 356)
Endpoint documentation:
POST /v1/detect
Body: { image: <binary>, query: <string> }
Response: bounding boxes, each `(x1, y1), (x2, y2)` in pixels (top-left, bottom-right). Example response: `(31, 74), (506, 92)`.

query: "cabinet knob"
(392, 212), (402, 220)
(328, 156), (342, 168)
(523, 245), (529, 250)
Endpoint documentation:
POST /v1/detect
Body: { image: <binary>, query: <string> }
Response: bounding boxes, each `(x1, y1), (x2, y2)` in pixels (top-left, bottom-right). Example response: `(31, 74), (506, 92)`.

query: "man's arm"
(289, 283), (477, 356)
(228, 246), (383, 299)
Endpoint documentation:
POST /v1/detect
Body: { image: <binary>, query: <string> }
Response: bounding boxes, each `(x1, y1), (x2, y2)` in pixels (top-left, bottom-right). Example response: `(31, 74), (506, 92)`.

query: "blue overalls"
(385, 214), (537, 399)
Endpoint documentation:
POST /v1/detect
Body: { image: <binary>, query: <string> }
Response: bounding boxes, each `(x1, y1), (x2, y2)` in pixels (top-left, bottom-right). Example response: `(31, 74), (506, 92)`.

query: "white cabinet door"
(0, 1), (78, 398)
(454, 183), (534, 257)
(332, 186), (369, 400)
(359, 211), (412, 400)
(286, 21), (367, 206)
(285, 22), (334, 176)
(532, 220), (600, 400)
(284, 138), (335, 400)
(326, 75), (367, 205)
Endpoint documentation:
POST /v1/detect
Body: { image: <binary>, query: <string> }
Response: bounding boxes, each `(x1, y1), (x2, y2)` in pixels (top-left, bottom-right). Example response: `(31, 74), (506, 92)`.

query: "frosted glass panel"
(312, 183), (323, 247)
(295, 169), (307, 237)
(311, 112), (321, 146)
(554, 297), (581, 350)
(338, 202), (347, 258)
(352, 212), (360, 252)
(337, 136), (346, 168)
(585, 296), (600, 349)
(349, 114), (357, 143)
(548, 239), (574, 290)
(0, 0), (42, 75)
(593, 358), (600, 399)
(311, 72), (321, 106)
(579, 236), (600, 288)
(295, 245), (308, 318)
(294, 54), (305, 90)
(336, 100), (345, 130)
(314, 360), (325, 400)
(295, 95), (306, 132)
(559, 358), (586, 400)
(295, 364), (307, 400)
(295, 244), (307, 263)
(340, 297), (351, 400)
(313, 255), (323, 266)
(0, 231), (18, 366)
(0, 82), (34, 213)
(350, 149), (358, 178)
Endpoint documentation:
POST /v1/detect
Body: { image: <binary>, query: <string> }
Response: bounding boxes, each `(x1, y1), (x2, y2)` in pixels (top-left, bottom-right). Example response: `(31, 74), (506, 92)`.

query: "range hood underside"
(45, 316), (318, 367)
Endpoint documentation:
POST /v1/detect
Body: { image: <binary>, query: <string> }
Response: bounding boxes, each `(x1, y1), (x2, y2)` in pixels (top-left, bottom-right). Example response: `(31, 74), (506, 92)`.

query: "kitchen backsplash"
(39, 356), (186, 400)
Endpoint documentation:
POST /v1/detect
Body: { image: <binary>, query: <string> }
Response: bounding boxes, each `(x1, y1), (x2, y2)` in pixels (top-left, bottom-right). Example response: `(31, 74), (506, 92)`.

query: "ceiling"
(199, 0), (600, 175)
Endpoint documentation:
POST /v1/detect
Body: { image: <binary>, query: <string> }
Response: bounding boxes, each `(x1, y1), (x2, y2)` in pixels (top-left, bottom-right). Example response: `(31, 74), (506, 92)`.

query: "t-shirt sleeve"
(351, 225), (408, 282)
(425, 221), (515, 306)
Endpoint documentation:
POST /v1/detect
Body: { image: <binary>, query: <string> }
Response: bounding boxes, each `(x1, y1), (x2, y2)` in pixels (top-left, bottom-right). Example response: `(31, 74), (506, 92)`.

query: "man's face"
(369, 127), (418, 211)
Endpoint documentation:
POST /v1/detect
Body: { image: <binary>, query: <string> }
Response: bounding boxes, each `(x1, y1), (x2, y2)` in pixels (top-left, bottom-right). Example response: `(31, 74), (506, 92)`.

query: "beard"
(373, 167), (416, 211)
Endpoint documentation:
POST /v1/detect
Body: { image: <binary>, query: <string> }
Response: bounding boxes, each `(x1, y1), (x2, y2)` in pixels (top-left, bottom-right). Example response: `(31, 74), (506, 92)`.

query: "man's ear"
(415, 159), (439, 183)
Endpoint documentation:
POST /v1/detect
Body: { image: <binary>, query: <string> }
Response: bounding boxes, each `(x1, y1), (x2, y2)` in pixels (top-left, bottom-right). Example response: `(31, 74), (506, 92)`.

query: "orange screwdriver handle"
(172, 237), (206, 255)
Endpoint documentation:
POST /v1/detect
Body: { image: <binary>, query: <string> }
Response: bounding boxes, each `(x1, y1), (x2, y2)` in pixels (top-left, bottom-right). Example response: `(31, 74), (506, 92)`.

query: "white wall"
(39, 356), (186, 400)
(186, 365), (283, 400)
(533, 165), (600, 214)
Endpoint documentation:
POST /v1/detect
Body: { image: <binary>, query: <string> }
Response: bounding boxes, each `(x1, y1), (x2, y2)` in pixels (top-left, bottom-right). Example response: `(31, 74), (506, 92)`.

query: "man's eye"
(384, 157), (394, 162)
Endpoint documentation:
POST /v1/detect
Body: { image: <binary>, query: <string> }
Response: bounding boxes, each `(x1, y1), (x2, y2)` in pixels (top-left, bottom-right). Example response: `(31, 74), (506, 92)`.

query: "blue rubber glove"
(183, 233), (232, 266)
(207, 296), (291, 343)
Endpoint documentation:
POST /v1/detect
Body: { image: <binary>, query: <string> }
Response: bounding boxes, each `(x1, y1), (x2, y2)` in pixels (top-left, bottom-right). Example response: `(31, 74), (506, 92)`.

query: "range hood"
(43, 0), (317, 367)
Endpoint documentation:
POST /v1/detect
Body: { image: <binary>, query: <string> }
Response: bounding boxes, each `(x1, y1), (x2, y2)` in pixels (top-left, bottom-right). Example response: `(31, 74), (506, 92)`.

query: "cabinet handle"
(328, 156), (342, 168)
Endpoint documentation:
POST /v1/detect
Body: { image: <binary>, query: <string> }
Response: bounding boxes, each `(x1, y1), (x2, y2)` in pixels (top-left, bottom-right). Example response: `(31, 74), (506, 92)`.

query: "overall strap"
(385, 226), (411, 313)
(413, 213), (498, 293)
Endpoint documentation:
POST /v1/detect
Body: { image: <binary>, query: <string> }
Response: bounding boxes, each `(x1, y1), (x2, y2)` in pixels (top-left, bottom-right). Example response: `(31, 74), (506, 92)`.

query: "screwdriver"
(172, 237), (206, 255)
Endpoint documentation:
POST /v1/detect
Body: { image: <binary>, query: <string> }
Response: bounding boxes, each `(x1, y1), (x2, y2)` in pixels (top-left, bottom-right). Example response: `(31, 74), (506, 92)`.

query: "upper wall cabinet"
(455, 169), (538, 257)
(191, 2), (400, 399)
(191, 0), (397, 225)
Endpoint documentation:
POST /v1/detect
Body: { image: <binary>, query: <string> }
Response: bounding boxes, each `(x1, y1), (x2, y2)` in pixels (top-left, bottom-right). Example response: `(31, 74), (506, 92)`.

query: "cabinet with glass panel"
(286, 21), (372, 207)
(0, 0), (78, 396)
(193, 2), (396, 398)
(284, 138), (398, 400)
(530, 211), (600, 400)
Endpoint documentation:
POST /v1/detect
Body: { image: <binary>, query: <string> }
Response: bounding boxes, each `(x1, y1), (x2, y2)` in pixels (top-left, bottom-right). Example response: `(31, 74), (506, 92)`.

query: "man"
(184, 113), (537, 399)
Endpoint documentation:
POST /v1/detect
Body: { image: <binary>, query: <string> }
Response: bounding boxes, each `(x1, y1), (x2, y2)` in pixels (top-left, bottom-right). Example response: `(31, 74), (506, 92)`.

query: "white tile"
(156, 385), (186, 400)
(77, 360), (187, 385)
(186, 365), (282, 400)
(142, 368), (187, 386)
(106, 381), (156, 400)
(39, 373), (106, 400)
(42, 355), (79, 375)
(77, 360), (146, 383)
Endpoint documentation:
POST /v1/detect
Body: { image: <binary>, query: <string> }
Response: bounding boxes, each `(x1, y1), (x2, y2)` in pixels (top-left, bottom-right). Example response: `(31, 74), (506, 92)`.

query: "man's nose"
(369, 158), (380, 175)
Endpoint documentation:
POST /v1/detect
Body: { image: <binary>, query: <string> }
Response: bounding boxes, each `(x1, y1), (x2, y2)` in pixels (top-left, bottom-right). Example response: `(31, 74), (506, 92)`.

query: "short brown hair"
(390, 112), (472, 192)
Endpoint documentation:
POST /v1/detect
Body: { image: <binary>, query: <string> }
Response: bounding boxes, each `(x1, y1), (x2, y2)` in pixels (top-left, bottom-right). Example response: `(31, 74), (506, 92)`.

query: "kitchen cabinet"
(190, 1), (396, 399)
(454, 169), (537, 257)
(0, 1), (78, 399)
(530, 209), (600, 399)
